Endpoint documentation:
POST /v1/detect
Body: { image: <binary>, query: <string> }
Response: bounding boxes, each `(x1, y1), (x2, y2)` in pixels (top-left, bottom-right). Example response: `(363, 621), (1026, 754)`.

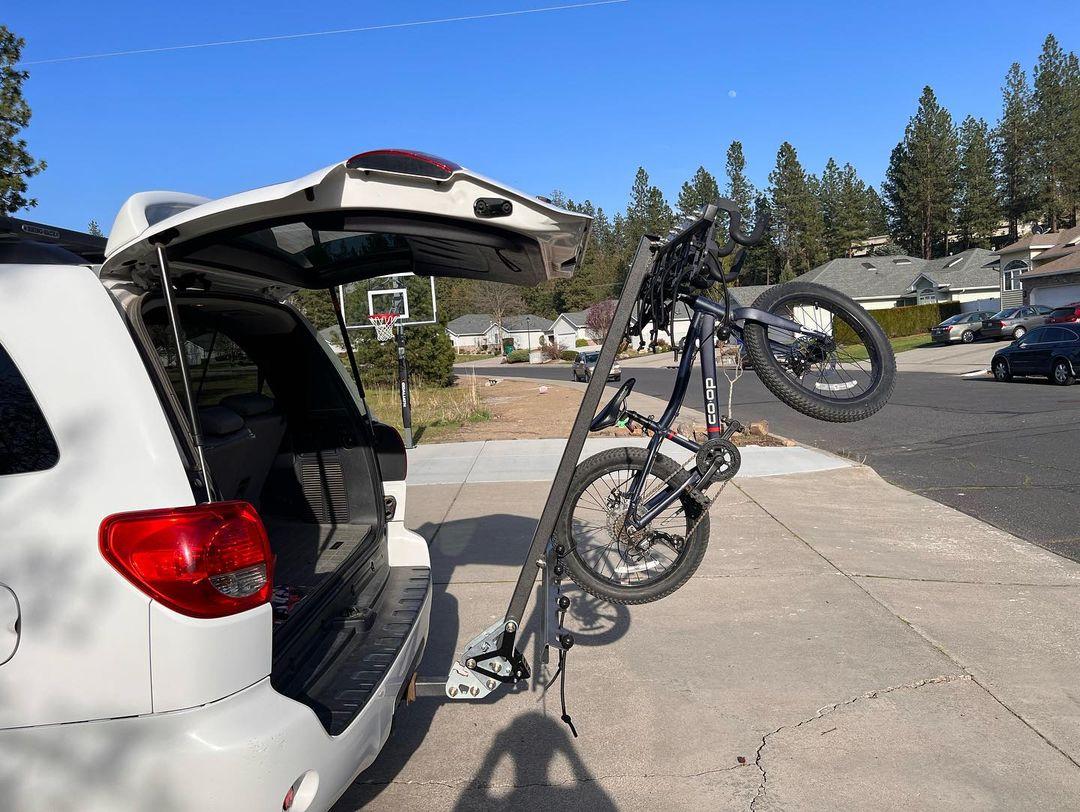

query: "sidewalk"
(405, 438), (851, 485)
(336, 463), (1080, 810)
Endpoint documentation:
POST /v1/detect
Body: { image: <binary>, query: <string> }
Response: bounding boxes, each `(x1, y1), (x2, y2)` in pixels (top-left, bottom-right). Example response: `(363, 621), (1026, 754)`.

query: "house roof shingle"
(445, 314), (495, 336)
(445, 313), (553, 335)
(554, 310), (589, 328)
(781, 248), (998, 300)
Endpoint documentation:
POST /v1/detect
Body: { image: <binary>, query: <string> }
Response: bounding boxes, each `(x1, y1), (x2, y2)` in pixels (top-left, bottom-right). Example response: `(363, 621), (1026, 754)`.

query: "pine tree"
(995, 63), (1037, 240)
(1032, 34), (1074, 230)
(724, 141), (757, 214)
(768, 142), (826, 279)
(820, 158), (877, 258)
(0, 26), (46, 214)
(625, 166), (674, 252)
(87, 219), (103, 237)
(863, 187), (888, 236)
(956, 116), (998, 249)
(676, 166), (720, 215)
(1028, 33), (1071, 229)
(1064, 52), (1080, 225)
(883, 86), (959, 258)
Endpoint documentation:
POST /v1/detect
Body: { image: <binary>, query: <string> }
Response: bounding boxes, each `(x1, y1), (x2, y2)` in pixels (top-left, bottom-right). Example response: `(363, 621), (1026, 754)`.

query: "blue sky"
(8, 1), (1078, 232)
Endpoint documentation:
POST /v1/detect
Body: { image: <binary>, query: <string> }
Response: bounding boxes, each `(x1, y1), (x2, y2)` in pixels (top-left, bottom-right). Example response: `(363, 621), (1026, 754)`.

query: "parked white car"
(0, 150), (590, 811)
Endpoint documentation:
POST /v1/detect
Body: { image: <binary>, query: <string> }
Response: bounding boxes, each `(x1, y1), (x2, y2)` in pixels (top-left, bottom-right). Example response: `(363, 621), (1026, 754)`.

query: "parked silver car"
(929, 311), (996, 343)
(572, 350), (621, 381)
(980, 305), (1054, 340)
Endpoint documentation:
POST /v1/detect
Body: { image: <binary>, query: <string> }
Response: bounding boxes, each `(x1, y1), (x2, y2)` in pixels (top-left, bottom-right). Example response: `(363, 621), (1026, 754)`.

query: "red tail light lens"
(100, 501), (273, 618)
(345, 149), (461, 180)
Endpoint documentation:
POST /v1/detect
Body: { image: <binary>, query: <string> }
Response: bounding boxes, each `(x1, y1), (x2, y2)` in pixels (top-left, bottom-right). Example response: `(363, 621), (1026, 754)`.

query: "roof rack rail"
(0, 215), (108, 263)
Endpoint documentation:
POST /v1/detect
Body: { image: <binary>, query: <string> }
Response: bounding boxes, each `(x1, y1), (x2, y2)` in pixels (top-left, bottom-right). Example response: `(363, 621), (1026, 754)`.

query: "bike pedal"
(687, 488), (712, 509)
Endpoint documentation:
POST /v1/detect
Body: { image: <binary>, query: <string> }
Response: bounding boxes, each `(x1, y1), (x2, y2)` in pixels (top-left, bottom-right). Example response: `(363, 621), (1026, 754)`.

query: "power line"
(19, 1), (629, 67)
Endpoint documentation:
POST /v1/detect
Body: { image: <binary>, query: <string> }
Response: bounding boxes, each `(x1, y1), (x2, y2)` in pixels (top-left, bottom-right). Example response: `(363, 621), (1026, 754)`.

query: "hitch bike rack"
(412, 235), (657, 702)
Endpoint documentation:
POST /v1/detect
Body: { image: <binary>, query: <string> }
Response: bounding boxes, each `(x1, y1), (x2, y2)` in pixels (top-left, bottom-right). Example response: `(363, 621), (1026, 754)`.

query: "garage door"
(1030, 283), (1080, 308)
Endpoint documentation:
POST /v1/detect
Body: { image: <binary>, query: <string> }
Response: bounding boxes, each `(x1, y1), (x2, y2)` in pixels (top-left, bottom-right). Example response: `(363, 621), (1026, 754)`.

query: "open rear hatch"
(102, 149), (591, 293)
(106, 150), (590, 732)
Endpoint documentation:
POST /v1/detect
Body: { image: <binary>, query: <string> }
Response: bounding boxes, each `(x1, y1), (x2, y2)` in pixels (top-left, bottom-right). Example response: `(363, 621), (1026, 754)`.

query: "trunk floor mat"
(263, 518), (374, 603)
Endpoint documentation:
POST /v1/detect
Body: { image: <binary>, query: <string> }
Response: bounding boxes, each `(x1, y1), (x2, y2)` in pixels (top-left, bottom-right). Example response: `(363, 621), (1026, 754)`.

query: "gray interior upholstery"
(221, 393), (286, 507)
(198, 405), (253, 500)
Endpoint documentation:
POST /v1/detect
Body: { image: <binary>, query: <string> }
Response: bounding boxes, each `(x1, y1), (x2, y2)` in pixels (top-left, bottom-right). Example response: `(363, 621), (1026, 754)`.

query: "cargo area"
(134, 292), (427, 732)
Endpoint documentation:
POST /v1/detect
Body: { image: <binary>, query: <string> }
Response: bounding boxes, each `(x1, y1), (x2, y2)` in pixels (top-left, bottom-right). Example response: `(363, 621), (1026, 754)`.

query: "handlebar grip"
(729, 199), (769, 247)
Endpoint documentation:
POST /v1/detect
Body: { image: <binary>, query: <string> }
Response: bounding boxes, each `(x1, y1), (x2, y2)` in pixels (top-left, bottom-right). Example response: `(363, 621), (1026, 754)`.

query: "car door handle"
(0, 585), (19, 666)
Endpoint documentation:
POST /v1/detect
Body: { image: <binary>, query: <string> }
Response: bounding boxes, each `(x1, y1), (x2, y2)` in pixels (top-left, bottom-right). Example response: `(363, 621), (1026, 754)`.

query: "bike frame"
(621, 293), (815, 530)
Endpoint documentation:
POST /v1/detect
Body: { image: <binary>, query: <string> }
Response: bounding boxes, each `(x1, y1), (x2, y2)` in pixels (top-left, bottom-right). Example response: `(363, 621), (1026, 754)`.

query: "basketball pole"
(395, 324), (415, 448)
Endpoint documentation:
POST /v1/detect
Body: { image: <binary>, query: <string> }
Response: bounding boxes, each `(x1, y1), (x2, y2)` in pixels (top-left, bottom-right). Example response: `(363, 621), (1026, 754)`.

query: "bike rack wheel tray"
(412, 236), (657, 701)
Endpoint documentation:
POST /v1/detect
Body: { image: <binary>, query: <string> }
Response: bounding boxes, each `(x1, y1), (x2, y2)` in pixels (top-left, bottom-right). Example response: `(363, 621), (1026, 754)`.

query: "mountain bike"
(558, 199), (896, 604)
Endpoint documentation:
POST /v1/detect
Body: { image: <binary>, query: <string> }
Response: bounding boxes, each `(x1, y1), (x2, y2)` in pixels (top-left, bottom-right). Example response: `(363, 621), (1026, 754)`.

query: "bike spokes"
(763, 296), (882, 402)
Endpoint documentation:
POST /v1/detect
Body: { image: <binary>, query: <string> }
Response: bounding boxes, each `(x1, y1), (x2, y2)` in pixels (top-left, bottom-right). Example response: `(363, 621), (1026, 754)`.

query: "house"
(500, 315), (552, 351)
(779, 249), (1001, 313)
(446, 314), (499, 352)
(549, 310), (591, 347)
(445, 313), (552, 353)
(996, 225), (1080, 309)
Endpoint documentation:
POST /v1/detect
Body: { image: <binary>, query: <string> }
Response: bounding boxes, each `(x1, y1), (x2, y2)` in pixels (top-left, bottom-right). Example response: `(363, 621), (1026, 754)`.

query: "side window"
(0, 343), (59, 475)
(1020, 327), (1045, 344)
(149, 325), (272, 408)
(1048, 327), (1073, 342)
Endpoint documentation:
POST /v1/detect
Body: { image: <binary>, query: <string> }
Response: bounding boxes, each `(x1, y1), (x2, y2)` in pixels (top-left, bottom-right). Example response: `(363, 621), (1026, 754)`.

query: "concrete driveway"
(334, 462), (1080, 810)
(893, 339), (1002, 374)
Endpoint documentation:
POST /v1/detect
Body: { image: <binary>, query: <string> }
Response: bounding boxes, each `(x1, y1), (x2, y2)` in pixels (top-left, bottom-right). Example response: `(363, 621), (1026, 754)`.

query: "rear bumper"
(930, 332), (957, 342)
(0, 568), (431, 812)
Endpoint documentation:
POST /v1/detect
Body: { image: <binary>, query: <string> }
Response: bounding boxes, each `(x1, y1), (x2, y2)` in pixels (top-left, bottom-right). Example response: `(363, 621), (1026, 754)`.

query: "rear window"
(991, 308), (1019, 320)
(1051, 307), (1075, 318)
(148, 325), (273, 409)
(0, 343), (59, 475)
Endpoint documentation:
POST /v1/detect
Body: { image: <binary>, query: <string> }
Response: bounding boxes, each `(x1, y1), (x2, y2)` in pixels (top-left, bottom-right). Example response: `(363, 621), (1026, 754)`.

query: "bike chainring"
(695, 438), (741, 488)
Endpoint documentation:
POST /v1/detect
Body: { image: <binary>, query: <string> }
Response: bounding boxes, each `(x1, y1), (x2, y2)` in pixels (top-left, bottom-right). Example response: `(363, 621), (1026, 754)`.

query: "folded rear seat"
(220, 393), (286, 506)
(198, 405), (253, 501)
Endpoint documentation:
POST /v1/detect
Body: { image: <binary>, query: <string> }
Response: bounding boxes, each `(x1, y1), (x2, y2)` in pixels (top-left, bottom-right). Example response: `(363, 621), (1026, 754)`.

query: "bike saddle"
(591, 378), (636, 431)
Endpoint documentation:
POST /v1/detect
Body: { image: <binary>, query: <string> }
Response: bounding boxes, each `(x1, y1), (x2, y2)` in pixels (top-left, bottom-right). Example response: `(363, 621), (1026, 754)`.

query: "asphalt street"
(460, 358), (1080, 563)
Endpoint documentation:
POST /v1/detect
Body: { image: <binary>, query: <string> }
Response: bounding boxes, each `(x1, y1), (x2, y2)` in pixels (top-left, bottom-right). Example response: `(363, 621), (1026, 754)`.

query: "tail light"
(100, 501), (273, 618)
(345, 149), (461, 180)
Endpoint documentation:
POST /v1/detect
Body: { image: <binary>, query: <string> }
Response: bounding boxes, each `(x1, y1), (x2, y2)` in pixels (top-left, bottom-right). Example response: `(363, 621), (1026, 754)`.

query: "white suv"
(0, 151), (590, 811)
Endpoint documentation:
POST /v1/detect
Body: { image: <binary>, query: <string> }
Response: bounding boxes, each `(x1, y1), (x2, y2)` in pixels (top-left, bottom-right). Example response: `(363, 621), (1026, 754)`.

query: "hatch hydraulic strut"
(152, 238), (215, 503)
(413, 236), (656, 705)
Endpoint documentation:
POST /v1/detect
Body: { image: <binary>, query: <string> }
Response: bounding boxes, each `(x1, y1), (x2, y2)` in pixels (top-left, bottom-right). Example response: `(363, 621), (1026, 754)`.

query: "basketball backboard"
(339, 273), (437, 329)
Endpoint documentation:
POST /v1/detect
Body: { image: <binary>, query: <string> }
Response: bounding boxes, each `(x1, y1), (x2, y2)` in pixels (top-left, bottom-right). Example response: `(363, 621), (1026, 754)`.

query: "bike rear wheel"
(742, 281), (895, 422)
(557, 447), (709, 605)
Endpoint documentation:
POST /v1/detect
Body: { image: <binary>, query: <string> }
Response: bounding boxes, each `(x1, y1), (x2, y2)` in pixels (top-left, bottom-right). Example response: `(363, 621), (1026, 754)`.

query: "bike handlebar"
(627, 197), (770, 346)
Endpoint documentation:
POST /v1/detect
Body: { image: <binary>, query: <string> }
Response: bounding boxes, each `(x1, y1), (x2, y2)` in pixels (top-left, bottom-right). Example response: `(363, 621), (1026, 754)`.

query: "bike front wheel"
(557, 447), (709, 605)
(742, 281), (895, 422)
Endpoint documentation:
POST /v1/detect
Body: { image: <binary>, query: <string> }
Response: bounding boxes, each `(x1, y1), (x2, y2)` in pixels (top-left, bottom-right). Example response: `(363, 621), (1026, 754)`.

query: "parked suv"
(980, 305), (1053, 340)
(929, 311), (995, 343)
(0, 151), (590, 811)
(1046, 303), (1080, 324)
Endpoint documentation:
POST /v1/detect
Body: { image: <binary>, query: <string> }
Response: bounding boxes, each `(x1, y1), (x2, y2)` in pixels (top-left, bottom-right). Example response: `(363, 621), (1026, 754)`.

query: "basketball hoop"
(368, 312), (401, 342)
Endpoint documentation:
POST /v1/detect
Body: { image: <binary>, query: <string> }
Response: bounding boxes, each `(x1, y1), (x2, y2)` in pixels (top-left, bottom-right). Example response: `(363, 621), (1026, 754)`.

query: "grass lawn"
(840, 333), (932, 361)
(365, 378), (491, 443)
